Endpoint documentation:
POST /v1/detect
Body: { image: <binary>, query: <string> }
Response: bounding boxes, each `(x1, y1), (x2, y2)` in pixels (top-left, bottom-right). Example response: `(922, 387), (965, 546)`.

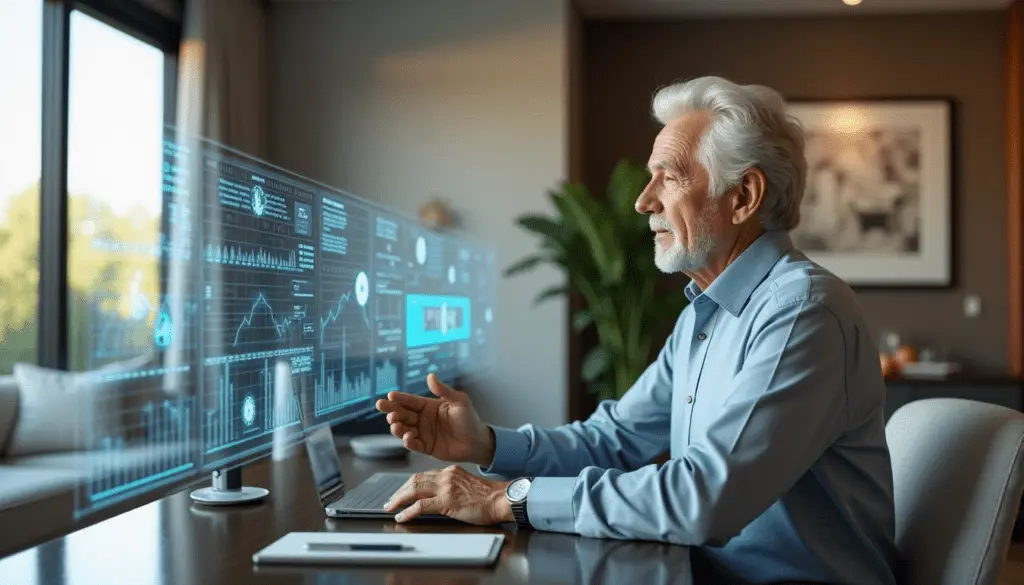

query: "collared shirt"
(484, 230), (899, 585)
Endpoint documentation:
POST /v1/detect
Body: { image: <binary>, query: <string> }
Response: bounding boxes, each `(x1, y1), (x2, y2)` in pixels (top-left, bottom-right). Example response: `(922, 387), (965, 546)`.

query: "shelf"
(884, 375), (1024, 387)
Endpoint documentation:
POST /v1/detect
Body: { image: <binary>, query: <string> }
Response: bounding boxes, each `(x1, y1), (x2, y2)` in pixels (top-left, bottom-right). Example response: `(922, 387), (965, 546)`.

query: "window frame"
(37, 0), (181, 370)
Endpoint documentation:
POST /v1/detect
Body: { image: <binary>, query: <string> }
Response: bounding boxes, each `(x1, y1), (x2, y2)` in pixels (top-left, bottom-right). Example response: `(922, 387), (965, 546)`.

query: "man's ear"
(732, 168), (767, 225)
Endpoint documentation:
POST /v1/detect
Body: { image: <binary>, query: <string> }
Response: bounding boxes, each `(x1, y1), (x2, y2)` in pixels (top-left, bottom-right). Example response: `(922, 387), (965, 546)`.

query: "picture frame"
(786, 99), (954, 288)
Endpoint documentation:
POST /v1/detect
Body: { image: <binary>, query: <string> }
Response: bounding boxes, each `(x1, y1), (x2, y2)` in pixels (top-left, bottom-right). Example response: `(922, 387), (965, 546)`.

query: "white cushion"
(5, 364), (118, 457)
(0, 376), (19, 455)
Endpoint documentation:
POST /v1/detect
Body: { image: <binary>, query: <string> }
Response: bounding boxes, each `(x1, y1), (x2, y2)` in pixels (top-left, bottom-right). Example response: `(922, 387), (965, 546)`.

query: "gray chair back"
(886, 398), (1024, 585)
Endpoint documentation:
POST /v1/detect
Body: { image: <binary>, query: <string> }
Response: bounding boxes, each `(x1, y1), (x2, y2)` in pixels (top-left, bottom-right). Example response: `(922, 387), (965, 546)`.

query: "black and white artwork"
(788, 101), (952, 287)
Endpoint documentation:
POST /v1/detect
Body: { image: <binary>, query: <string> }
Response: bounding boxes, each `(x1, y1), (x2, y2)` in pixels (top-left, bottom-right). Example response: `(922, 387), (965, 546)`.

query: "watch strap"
(509, 477), (534, 528)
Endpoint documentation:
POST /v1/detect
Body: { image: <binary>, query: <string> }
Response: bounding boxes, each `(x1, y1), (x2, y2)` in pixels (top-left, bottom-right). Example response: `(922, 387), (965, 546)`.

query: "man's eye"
(664, 175), (677, 183)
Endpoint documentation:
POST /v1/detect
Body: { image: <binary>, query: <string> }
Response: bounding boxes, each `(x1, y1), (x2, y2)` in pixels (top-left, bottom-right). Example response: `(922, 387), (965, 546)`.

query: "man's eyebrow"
(648, 159), (683, 174)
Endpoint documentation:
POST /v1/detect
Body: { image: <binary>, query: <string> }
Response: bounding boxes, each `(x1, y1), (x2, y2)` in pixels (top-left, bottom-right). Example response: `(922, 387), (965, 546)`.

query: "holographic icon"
(485, 307), (493, 324)
(153, 306), (173, 349)
(416, 236), (427, 265)
(355, 271), (370, 307)
(242, 395), (257, 426)
(448, 265), (456, 285)
(251, 186), (267, 217)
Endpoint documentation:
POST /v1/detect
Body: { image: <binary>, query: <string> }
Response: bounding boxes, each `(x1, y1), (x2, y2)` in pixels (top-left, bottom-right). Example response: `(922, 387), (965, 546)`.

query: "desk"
(0, 447), (707, 585)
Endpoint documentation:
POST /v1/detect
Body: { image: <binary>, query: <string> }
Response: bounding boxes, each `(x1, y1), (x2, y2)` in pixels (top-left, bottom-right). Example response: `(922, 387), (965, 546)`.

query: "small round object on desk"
(190, 486), (269, 505)
(350, 434), (408, 460)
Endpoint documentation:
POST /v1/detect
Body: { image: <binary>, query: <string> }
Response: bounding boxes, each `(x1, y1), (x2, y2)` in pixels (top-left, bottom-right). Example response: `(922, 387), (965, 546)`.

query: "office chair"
(886, 398), (1024, 585)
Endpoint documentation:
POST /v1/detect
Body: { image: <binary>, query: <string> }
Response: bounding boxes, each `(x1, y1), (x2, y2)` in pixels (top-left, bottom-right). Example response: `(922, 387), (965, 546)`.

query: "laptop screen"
(305, 426), (345, 507)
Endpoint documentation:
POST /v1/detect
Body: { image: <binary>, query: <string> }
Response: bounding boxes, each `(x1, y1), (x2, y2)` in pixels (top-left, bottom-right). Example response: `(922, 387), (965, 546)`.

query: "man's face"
(635, 112), (730, 274)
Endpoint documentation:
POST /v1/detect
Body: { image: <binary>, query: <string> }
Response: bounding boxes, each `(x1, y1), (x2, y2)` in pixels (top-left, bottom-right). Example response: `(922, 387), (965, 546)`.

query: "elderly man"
(376, 76), (898, 584)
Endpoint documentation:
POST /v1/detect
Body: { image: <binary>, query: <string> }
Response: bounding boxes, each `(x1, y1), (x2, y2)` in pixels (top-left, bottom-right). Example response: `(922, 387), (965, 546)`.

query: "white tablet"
(252, 532), (505, 567)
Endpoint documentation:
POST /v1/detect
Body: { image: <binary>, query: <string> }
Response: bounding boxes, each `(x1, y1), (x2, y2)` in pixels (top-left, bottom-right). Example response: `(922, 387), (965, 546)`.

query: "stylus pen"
(305, 542), (413, 552)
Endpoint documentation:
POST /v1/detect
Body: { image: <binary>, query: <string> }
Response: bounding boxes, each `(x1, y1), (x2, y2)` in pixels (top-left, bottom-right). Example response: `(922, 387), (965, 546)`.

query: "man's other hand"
(383, 466), (513, 525)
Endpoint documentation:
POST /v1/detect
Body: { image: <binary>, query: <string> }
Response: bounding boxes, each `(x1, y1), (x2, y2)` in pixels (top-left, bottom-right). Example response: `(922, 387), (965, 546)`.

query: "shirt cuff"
(479, 426), (530, 477)
(527, 477), (577, 533)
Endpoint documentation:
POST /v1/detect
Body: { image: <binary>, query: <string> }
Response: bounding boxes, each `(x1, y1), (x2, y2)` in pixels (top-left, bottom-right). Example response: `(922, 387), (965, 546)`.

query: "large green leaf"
(572, 309), (593, 332)
(516, 214), (570, 250)
(533, 285), (568, 306)
(581, 345), (610, 382)
(607, 159), (651, 227)
(504, 254), (545, 278)
(559, 184), (625, 286)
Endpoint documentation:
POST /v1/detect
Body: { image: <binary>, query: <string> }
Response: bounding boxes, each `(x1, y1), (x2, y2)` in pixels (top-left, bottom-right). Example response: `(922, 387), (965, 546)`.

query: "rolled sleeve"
(527, 477), (577, 533)
(479, 425), (531, 477)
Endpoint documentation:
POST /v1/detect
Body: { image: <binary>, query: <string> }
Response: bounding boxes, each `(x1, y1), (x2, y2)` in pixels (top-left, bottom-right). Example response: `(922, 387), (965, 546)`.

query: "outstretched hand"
(375, 374), (495, 466)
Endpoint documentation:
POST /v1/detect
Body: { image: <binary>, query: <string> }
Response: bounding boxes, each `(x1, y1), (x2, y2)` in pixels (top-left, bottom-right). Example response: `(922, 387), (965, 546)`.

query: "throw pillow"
(6, 363), (118, 457)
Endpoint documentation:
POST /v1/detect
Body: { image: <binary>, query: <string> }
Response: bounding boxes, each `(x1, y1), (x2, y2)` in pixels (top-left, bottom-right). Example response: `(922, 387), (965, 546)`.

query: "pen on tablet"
(304, 542), (413, 552)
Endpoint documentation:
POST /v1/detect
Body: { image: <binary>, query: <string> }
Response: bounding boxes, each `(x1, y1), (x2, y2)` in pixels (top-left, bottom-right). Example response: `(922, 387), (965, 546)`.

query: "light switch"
(964, 295), (982, 318)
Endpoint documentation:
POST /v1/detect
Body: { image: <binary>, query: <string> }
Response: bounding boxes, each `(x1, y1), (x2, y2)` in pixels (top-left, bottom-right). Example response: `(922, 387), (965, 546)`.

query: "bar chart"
(375, 359), (400, 394)
(86, 397), (195, 508)
(205, 242), (302, 272)
(204, 357), (302, 456)
(315, 327), (372, 415)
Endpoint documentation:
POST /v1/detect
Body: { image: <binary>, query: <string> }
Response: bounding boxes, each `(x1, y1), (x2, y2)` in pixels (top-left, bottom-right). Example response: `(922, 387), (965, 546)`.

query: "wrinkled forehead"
(648, 112), (710, 172)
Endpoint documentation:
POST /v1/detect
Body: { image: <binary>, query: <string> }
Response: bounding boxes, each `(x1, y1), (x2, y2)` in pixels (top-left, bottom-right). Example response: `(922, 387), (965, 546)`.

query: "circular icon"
(251, 186), (266, 217)
(242, 395), (257, 426)
(448, 265), (456, 285)
(355, 271), (370, 307)
(440, 303), (448, 336)
(485, 307), (493, 324)
(415, 237), (427, 265)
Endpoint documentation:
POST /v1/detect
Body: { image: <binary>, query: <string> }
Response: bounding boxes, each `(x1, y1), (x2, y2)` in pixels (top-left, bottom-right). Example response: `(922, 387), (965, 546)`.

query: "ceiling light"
(843, 0), (863, 5)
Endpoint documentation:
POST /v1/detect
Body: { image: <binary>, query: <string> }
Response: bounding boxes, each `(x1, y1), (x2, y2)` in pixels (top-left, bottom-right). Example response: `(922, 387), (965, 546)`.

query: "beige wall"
(583, 12), (1008, 373)
(267, 0), (569, 427)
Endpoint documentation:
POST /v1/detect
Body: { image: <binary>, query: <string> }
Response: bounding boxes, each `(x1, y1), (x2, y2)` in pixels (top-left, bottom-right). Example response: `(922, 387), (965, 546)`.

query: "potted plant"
(506, 160), (689, 400)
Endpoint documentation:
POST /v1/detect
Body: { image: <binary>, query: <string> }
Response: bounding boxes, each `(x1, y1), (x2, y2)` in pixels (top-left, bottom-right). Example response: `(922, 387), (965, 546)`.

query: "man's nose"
(635, 183), (661, 215)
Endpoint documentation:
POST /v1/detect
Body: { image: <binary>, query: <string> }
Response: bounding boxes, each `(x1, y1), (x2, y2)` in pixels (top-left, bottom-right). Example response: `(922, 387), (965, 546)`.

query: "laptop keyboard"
(336, 474), (407, 510)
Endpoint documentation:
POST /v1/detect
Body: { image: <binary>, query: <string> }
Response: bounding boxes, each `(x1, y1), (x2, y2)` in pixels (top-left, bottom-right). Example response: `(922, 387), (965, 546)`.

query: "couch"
(0, 355), (189, 555)
(0, 374), (82, 554)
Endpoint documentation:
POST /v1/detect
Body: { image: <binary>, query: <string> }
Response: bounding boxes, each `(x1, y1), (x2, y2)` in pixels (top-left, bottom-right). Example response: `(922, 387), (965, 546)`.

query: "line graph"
(319, 289), (370, 346)
(233, 292), (304, 347)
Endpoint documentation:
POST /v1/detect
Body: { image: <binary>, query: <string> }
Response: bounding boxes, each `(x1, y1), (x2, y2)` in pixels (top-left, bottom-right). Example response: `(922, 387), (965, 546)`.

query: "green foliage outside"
(505, 160), (690, 401)
(0, 182), (161, 374)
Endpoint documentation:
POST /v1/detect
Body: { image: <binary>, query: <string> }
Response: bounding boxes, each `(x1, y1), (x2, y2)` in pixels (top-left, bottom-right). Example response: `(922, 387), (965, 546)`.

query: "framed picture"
(786, 99), (953, 288)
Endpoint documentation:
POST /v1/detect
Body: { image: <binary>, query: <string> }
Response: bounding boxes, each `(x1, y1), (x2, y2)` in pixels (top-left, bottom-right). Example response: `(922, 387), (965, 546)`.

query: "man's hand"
(383, 465), (513, 525)
(375, 374), (495, 466)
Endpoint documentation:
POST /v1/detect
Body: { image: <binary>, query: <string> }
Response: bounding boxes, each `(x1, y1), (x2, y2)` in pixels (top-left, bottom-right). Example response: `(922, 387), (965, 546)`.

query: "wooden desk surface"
(0, 446), (699, 585)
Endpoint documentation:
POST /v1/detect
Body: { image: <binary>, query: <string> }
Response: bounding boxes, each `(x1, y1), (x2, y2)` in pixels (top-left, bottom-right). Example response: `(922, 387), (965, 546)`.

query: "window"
(0, 0), (43, 375)
(66, 9), (166, 371)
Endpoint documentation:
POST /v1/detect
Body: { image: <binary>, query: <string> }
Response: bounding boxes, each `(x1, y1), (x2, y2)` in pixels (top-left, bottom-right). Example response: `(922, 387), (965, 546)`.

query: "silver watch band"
(511, 498), (530, 527)
(509, 476), (534, 528)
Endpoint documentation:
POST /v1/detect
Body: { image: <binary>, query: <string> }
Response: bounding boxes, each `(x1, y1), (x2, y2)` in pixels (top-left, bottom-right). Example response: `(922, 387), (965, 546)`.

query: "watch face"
(507, 478), (531, 502)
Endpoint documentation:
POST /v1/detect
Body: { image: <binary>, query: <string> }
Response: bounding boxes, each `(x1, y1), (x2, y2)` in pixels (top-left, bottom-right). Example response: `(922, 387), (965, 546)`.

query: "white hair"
(651, 76), (807, 231)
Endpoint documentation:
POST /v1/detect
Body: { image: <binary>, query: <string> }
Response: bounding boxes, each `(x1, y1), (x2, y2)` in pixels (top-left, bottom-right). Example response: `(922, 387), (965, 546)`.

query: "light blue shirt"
(484, 230), (899, 584)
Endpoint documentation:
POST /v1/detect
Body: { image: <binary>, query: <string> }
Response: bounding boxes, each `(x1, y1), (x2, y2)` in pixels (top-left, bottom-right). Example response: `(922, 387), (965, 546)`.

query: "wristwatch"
(505, 476), (534, 528)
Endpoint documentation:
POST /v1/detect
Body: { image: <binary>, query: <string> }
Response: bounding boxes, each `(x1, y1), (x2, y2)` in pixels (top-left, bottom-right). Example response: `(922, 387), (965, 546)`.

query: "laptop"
(304, 425), (446, 520)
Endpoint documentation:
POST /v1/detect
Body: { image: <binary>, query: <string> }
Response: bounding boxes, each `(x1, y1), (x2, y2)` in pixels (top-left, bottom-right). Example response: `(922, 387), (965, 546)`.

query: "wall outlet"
(964, 295), (983, 318)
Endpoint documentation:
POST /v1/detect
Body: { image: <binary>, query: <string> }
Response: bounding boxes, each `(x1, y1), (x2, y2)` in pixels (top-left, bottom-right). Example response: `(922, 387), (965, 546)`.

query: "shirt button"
(686, 395), (693, 404)
(697, 332), (707, 341)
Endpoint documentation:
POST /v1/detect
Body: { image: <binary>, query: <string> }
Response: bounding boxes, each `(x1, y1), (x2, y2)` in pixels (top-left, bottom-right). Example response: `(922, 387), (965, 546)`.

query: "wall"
(267, 0), (569, 427)
(583, 12), (1009, 374)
